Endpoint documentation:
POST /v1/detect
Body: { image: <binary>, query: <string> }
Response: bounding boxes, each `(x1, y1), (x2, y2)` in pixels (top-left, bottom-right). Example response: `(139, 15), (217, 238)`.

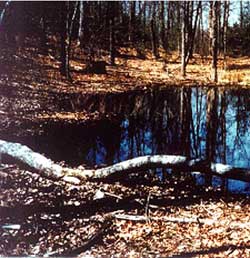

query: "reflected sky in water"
(83, 88), (250, 169)
(2, 87), (250, 194)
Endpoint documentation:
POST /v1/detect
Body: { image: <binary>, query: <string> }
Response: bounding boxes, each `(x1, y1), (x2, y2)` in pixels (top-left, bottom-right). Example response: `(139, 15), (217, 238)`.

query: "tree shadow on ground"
(169, 244), (250, 257)
(228, 63), (250, 70)
(0, 166), (249, 256)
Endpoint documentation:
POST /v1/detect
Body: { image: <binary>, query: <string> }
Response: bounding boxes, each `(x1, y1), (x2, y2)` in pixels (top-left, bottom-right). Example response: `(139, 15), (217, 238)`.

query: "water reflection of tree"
(217, 89), (227, 164)
(8, 86), (250, 192)
(120, 89), (181, 160)
(64, 88), (250, 178)
(100, 121), (122, 164)
(203, 87), (238, 186)
(60, 88), (250, 193)
(180, 87), (192, 158)
(85, 87), (250, 168)
(206, 88), (218, 162)
(191, 88), (205, 158)
(230, 92), (250, 167)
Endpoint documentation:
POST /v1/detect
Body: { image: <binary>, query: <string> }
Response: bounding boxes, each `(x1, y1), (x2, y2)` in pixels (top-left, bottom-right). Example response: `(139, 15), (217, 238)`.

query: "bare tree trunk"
(150, 2), (159, 59)
(196, 2), (204, 57)
(240, 0), (243, 29)
(211, 1), (219, 83)
(142, 1), (147, 47)
(177, 2), (182, 55)
(208, 1), (213, 56)
(217, 1), (222, 55)
(185, 1), (202, 64)
(181, 2), (187, 76)
(78, 0), (84, 47)
(128, 1), (135, 43)
(60, 2), (69, 78)
(186, 0), (193, 54)
(150, 18), (159, 59)
(68, 1), (79, 62)
(223, 1), (229, 70)
(109, 2), (115, 65)
(165, 1), (171, 53)
(60, 1), (78, 80)
(159, 1), (166, 50)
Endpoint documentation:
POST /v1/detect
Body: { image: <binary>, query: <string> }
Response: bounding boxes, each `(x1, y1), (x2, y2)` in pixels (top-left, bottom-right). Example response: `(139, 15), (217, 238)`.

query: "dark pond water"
(2, 87), (250, 194)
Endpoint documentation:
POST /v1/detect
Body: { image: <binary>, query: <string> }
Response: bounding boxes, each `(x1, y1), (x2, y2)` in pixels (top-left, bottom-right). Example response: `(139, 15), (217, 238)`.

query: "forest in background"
(1, 1), (250, 82)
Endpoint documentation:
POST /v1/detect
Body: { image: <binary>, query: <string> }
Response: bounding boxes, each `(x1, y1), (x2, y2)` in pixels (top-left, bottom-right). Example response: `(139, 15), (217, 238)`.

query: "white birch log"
(188, 159), (250, 182)
(0, 139), (64, 179)
(1, 139), (250, 183)
(85, 155), (187, 179)
(0, 0), (11, 27)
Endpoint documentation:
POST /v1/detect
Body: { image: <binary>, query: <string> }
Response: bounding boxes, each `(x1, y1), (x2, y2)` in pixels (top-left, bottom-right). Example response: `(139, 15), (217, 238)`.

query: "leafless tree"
(211, 1), (219, 82)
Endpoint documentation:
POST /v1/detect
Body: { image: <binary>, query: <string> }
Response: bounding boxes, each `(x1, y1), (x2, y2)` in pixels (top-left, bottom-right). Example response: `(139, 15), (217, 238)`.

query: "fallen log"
(0, 139), (82, 184)
(82, 155), (187, 179)
(0, 140), (64, 179)
(187, 159), (250, 183)
(1, 139), (250, 183)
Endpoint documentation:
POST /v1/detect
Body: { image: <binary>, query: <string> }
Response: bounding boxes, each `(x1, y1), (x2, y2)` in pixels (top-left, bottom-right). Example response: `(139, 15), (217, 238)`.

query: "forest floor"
(1, 40), (250, 125)
(0, 164), (250, 257)
(1, 42), (250, 95)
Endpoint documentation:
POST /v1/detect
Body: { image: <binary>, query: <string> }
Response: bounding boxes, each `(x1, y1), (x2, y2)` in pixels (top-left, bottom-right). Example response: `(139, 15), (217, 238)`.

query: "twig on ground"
(145, 192), (152, 223)
(58, 216), (114, 257)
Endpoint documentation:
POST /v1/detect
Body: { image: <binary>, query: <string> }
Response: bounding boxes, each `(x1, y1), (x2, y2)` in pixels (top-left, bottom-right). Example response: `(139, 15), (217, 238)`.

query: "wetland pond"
(2, 87), (250, 194)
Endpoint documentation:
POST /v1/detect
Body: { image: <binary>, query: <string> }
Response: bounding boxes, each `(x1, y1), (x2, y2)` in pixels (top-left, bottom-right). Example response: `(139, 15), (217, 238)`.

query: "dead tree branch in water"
(1, 139), (250, 184)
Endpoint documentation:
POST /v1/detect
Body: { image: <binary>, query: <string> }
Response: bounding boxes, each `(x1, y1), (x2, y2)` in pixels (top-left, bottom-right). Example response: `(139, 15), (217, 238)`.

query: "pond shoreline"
(1, 85), (250, 195)
(1, 41), (250, 130)
(1, 81), (249, 128)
